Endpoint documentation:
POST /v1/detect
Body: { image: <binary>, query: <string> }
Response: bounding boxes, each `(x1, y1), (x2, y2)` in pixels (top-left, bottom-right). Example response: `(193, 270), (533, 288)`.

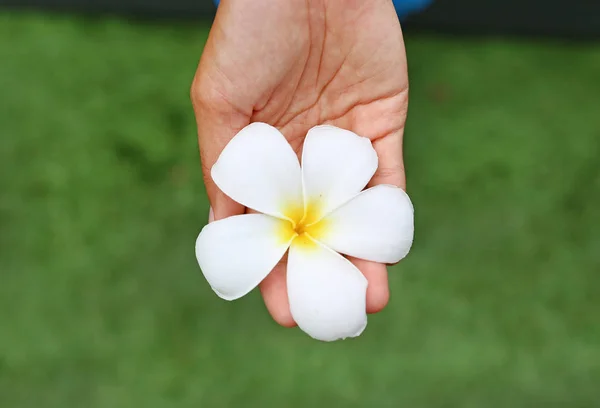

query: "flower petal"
(301, 125), (378, 222)
(195, 214), (293, 300)
(211, 122), (303, 220)
(287, 236), (368, 341)
(318, 185), (414, 264)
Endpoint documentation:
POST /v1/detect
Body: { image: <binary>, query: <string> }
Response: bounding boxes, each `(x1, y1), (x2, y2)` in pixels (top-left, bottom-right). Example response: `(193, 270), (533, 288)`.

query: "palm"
(193, 0), (409, 326)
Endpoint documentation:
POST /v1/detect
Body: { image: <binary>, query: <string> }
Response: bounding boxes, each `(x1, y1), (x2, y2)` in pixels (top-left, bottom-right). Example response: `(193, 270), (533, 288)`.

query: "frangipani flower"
(195, 123), (414, 341)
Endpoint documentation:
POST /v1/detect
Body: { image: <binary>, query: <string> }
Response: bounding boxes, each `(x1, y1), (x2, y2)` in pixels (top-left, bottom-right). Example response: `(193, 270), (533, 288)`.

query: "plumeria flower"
(195, 123), (414, 341)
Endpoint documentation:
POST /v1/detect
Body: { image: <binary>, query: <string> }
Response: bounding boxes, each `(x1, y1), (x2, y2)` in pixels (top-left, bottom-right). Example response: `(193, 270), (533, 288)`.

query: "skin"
(191, 0), (409, 327)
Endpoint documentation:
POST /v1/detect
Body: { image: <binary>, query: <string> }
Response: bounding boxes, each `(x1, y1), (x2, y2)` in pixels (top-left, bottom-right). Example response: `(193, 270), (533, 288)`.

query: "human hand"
(191, 0), (409, 327)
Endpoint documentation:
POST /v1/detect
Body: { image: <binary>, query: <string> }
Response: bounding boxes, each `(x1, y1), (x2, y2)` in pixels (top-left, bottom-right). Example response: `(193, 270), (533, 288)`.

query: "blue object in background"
(393, 0), (433, 20)
(212, 0), (433, 21)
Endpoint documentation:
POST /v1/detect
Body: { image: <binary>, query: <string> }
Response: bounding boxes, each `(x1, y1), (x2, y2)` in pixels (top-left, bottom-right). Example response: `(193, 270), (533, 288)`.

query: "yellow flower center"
(278, 199), (329, 249)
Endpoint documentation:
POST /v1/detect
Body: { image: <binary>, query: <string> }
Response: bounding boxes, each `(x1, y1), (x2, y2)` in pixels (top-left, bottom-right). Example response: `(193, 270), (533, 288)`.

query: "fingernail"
(208, 206), (214, 223)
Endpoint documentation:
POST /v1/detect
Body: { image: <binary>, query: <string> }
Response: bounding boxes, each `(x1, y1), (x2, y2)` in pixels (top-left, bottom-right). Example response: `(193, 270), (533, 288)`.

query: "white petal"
(318, 185), (414, 264)
(301, 125), (378, 222)
(195, 214), (293, 300)
(211, 122), (303, 220)
(287, 236), (368, 341)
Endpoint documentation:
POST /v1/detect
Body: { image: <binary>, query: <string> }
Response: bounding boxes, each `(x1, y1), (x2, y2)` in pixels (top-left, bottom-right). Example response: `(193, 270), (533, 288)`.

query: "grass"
(1, 12), (599, 407)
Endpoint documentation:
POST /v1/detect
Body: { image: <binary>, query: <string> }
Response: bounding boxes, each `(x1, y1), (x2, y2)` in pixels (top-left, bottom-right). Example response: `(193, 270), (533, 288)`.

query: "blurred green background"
(1, 12), (600, 407)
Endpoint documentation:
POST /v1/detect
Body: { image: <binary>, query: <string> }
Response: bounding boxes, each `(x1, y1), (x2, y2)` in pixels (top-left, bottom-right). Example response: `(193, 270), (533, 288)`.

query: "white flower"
(195, 123), (414, 341)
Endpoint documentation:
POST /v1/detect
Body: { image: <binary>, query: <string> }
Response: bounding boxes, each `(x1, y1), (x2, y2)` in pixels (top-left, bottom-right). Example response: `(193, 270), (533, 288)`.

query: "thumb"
(191, 78), (250, 222)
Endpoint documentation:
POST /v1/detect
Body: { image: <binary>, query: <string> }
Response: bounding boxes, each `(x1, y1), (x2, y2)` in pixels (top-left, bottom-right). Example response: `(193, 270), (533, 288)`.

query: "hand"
(191, 0), (409, 327)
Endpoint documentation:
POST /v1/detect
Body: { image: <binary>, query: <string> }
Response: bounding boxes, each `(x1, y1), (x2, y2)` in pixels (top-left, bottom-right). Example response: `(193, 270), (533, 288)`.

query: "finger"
(190, 35), (252, 221)
(242, 208), (295, 327)
(348, 257), (390, 313)
(324, 115), (407, 189)
(261, 254), (389, 324)
(354, 131), (404, 313)
(191, 87), (249, 220)
(259, 257), (296, 328)
(369, 133), (406, 189)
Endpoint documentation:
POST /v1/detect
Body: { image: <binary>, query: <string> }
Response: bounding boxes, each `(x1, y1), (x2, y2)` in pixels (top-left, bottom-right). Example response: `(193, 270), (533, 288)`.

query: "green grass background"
(1, 12), (599, 407)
